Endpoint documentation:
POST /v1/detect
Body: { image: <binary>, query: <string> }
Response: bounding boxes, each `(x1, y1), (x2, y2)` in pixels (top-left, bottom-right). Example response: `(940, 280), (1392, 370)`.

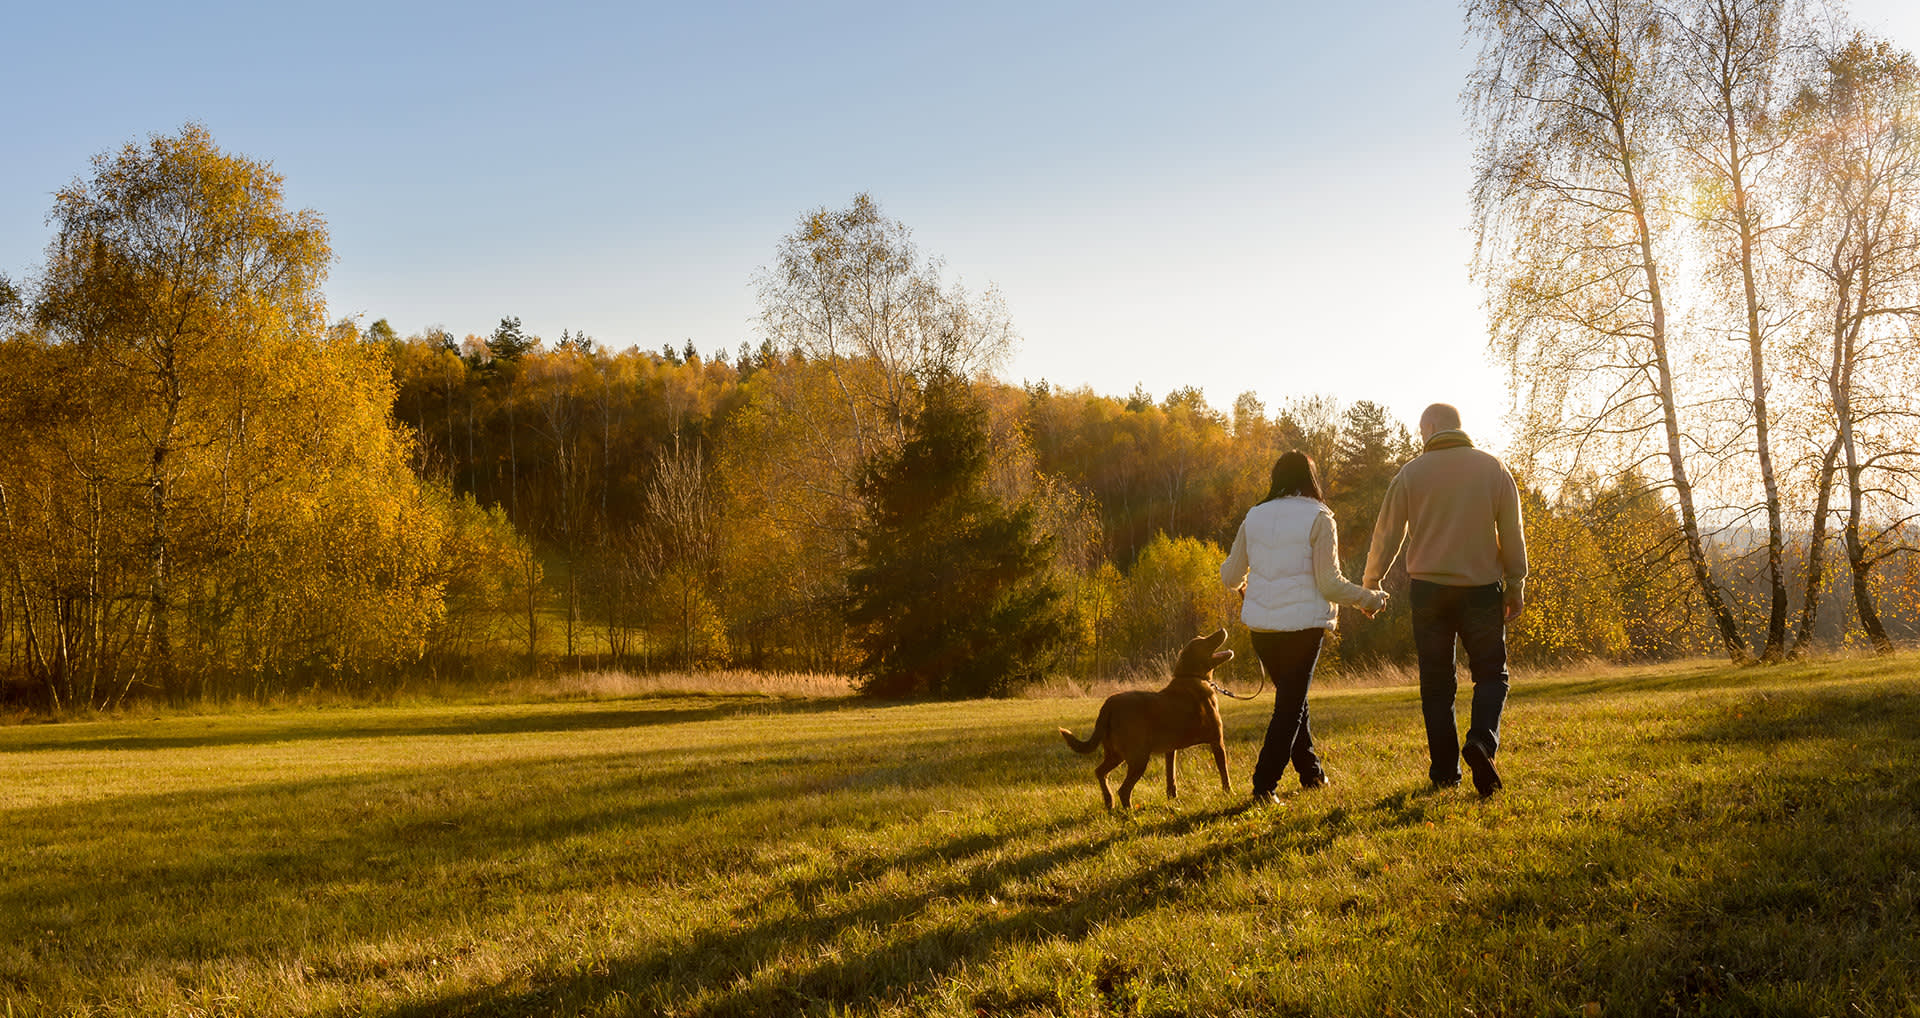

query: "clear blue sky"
(5, 1), (1918, 443)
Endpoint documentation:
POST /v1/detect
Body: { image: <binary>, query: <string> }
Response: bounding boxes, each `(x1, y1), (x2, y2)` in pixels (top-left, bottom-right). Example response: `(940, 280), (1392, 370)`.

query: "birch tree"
(1787, 35), (1920, 652)
(30, 124), (332, 699)
(1468, 0), (1751, 661)
(1672, 0), (1805, 658)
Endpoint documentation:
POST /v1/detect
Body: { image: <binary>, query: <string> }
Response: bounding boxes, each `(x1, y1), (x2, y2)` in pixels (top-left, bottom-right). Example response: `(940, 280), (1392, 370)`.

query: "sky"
(5, 1), (1919, 447)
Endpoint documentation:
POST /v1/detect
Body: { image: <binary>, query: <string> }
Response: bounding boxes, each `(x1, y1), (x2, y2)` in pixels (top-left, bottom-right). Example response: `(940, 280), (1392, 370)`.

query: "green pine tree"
(1328, 399), (1415, 664)
(488, 315), (534, 362)
(848, 371), (1070, 698)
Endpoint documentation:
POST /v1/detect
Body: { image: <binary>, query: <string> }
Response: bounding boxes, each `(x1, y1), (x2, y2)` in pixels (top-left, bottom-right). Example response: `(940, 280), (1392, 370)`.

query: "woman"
(1220, 451), (1387, 803)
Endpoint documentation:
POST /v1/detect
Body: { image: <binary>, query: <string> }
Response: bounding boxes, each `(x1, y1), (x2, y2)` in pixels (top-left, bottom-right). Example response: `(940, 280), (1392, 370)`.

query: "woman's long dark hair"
(1262, 450), (1324, 503)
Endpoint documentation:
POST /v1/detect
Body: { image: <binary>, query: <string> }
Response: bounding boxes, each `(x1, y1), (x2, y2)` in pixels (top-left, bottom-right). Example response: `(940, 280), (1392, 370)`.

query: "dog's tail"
(1058, 703), (1110, 755)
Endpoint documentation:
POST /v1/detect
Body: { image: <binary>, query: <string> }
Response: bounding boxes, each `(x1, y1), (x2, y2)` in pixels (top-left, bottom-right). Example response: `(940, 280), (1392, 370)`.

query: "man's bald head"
(1419, 403), (1462, 441)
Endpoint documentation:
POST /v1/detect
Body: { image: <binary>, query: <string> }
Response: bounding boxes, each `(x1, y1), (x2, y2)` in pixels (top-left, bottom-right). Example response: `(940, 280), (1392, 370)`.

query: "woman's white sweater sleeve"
(1311, 513), (1379, 609)
(1221, 521), (1251, 589)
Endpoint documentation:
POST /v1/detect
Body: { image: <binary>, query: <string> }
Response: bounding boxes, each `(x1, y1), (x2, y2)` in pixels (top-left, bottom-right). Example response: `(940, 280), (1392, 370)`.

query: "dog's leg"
(1211, 739), (1231, 793)
(1094, 748), (1121, 811)
(1165, 750), (1178, 799)
(1117, 755), (1149, 810)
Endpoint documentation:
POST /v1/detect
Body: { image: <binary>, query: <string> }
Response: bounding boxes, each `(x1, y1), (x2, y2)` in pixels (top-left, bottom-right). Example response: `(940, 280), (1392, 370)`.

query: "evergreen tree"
(848, 371), (1069, 697)
(488, 316), (534, 362)
(1328, 400), (1402, 575)
(1327, 400), (1416, 664)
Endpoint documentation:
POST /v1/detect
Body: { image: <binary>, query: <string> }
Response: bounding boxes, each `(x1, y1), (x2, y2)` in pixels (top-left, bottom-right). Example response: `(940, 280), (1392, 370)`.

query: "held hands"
(1358, 588), (1390, 619)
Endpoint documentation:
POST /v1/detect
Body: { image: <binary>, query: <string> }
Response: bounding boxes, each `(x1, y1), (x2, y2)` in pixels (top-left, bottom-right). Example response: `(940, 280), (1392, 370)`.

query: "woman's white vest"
(1239, 496), (1338, 632)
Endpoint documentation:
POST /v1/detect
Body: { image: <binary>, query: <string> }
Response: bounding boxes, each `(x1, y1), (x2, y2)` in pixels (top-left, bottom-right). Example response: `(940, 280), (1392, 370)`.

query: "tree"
(643, 439), (722, 671)
(1325, 400), (1416, 664)
(1327, 401), (1404, 574)
(1584, 471), (1718, 658)
(755, 192), (1014, 467)
(729, 196), (1022, 672)
(1787, 34), (1920, 653)
(529, 347), (593, 661)
(1673, 0), (1803, 658)
(29, 124), (332, 700)
(1468, 0), (1751, 661)
(1506, 487), (1632, 662)
(1113, 532), (1242, 679)
(4, 125), (526, 707)
(718, 354), (865, 670)
(847, 372), (1068, 698)
(487, 315), (534, 362)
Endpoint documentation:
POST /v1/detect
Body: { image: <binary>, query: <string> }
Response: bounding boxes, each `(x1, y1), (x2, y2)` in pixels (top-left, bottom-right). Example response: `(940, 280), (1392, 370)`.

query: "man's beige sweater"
(1361, 430), (1528, 605)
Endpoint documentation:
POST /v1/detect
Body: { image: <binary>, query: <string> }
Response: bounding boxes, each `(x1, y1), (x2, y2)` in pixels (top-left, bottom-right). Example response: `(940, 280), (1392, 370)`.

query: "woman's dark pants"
(1248, 628), (1328, 795)
(1410, 579), (1509, 785)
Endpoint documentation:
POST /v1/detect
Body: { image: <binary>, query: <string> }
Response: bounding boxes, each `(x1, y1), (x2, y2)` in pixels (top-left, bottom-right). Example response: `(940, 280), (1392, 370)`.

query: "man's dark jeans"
(1410, 580), (1509, 785)
(1248, 628), (1327, 795)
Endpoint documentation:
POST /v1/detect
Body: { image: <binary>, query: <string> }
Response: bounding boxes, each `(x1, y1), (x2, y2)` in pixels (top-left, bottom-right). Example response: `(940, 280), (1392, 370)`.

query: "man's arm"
(1361, 471), (1408, 590)
(1495, 464), (1528, 617)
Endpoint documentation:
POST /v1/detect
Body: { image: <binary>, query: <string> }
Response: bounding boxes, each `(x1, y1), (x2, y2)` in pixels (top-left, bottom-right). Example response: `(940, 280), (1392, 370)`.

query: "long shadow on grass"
(0, 696), (867, 754)
(0, 752), (810, 941)
(3, 698), (1425, 1014)
(370, 788), (1439, 1017)
(1673, 685), (1920, 747)
(1498, 663), (1735, 702)
(1454, 780), (1919, 1014)
(1, 724), (1091, 976)
(1432, 676), (1920, 1016)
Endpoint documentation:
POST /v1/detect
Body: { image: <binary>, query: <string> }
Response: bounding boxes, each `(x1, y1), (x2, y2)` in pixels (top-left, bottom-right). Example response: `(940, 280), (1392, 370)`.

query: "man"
(1362, 404), (1527, 797)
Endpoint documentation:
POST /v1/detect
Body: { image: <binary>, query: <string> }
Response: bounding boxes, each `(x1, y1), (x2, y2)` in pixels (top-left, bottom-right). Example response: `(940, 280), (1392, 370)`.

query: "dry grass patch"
(502, 669), (857, 701)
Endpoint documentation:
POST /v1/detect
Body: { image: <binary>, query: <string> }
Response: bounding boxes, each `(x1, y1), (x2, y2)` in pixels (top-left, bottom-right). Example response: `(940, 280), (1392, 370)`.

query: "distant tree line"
(3, 111), (1916, 710)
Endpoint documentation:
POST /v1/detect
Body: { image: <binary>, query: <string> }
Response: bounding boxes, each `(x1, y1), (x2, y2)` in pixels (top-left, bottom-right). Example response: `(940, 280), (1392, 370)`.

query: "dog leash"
(1208, 679), (1264, 701)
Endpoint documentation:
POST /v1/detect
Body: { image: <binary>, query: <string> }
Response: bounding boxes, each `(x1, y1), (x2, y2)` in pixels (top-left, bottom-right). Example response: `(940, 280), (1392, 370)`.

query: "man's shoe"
(1300, 773), (1332, 790)
(1429, 778), (1460, 792)
(1462, 742), (1503, 798)
(1248, 789), (1281, 807)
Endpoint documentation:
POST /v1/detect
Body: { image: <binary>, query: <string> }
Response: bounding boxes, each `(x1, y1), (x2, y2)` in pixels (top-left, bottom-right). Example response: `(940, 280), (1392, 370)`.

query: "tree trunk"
(1830, 253), (1895, 654)
(525, 552), (540, 670)
(508, 375), (520, 527)
(1619, 110), (1749, 663)
(1723, 108), (1789, 660)
(1791, 437), (1843, 655)
(1841, 446), (1893, 653)
(466, 391), (480, 505)
(85, 465), (105, 709)
(445, 365), (457, 486)
(147, 374), (181, 703)
(0, 482), (59, 712)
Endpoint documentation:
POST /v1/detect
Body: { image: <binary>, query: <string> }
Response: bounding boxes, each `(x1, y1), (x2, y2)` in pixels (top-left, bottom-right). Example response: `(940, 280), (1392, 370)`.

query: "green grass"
(2, 654), (1917, 1017)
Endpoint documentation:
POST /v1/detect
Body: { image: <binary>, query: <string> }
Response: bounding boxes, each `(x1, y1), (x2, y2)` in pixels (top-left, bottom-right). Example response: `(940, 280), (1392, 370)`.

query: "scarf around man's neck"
(1423, 429), (1474, 452)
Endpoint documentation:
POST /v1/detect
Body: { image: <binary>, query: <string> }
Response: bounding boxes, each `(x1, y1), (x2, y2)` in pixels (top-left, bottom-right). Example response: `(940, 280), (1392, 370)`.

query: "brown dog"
(1059, 629), (1234, 810)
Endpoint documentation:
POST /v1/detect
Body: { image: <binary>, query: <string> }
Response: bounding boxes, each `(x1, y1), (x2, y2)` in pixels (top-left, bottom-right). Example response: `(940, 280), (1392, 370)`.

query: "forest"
(3, 0), (1920, 710)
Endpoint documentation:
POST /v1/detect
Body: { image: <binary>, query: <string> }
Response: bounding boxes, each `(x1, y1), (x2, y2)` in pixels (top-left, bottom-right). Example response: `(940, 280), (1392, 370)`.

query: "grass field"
(2, 653), (1917, 1017)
